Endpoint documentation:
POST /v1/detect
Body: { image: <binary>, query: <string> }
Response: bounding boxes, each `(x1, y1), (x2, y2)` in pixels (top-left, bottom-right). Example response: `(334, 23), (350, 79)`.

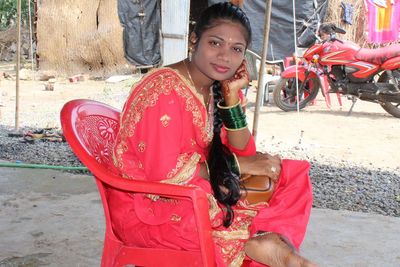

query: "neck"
(184, 59), (214, 92)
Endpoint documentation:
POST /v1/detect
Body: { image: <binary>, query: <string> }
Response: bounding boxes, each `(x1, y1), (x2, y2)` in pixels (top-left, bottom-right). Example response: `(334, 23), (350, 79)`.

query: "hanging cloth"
(372, 0), (394, 8)
(118, 0), (161, 66)
(341, 2), (354, 24)
(365, 0), (400, 43)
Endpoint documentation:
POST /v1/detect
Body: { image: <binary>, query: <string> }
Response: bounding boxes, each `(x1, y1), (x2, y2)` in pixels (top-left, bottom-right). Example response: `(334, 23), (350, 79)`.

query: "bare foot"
(244, 232), (319, 267)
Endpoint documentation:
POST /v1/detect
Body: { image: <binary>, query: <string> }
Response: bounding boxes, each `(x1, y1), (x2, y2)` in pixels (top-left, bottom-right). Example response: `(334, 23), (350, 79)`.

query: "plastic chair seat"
(244, 49), (284, 105)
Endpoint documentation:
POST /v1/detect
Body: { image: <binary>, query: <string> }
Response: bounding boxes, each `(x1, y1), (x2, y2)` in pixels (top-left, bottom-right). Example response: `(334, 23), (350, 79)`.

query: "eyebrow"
(208, 35), (246, 47)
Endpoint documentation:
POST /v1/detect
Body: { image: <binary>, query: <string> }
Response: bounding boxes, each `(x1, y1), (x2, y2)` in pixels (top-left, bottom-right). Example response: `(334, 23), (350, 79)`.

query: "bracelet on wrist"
(224, 125), (248, 131)
(231, 153), (241, 176)
(217, 100), (241, 109)
(217, 100), (248, 130)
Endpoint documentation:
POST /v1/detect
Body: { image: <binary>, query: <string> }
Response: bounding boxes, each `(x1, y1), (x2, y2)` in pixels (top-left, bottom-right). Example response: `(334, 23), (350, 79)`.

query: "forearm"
(226, 127), (251, 150)
(223, 91), (253, 150)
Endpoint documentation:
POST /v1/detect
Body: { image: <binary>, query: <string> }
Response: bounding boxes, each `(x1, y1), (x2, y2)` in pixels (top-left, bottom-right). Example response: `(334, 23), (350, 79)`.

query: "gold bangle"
(217, 100), (241, 109)
(224, 125), (248, 131)
(232, 152), (241, 175)
(204, 161), (210, 177)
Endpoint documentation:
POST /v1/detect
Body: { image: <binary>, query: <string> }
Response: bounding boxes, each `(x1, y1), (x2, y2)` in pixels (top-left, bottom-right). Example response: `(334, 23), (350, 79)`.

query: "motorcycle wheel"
(272, 77), (319, 111)
(377, 70), (400, 118)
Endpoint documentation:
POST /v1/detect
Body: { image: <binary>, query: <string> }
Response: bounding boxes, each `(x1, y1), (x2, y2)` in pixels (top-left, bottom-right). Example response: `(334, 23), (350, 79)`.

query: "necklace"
(183, 59), (196, 88)
(183, 59), (209, 94)
(183, 59), (212, 105)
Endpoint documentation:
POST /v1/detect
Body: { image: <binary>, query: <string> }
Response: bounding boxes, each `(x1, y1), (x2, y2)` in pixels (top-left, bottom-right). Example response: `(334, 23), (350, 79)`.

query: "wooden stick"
(15, 0), (21, 130)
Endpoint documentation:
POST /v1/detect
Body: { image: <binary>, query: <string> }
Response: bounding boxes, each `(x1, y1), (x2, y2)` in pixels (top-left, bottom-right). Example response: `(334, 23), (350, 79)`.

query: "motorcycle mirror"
(332, 25), (346, 34)
(330, 33), (344, 44)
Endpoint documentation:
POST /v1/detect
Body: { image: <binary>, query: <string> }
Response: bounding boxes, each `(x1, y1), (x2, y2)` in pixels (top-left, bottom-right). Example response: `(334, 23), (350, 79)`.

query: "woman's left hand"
(238, 152), (282, 182)
(221, 60), (249, 106)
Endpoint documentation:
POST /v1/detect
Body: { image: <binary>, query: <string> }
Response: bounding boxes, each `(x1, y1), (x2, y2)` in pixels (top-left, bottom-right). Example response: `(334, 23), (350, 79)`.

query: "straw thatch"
(325, 0), (400, 47)
(324, 0), (366, 46)
(0, 26), (32, 62)
(37, 0), (128, 76)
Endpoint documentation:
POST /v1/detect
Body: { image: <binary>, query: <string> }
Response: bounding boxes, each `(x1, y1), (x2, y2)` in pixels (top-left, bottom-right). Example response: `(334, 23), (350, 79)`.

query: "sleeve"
(221, 129), (256, 156)
(118, 89), (200, 183)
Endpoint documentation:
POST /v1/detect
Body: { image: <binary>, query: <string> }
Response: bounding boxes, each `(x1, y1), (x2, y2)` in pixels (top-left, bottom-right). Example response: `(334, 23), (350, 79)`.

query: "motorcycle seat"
(355, 44), (400, 65)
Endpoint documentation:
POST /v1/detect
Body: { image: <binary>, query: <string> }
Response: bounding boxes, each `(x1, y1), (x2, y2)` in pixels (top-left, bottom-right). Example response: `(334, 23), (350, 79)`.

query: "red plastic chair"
(60, 99), (216, 267)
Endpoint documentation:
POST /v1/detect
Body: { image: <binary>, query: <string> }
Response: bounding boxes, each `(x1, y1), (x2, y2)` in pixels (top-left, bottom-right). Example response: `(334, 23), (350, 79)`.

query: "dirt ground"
(1, 63), (400, 266)
(0, 62), (399, 170)
(1, 166), (399, 267)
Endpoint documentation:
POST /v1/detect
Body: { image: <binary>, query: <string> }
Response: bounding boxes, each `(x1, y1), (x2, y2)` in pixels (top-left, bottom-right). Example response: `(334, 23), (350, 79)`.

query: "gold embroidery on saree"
(160, 114), (171, 127)
(207, 194), (220, 222)
(229, 251), (246, 267)
(113, 68), (211, 173)
(212, 209), (257, 266)
(190, 138), (196, 146)
(137, 141), (146, 152)
(170, 214), (182, 222)
(163, 152), (201, 185)
(213, 229), (250, 240)
(166, 153), (190, 179)
(138, 161), (143, 169)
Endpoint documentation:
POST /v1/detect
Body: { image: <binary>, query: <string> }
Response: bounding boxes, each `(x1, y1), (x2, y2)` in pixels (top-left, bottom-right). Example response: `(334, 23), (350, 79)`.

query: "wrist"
(236, 156), (248, 174)
(222, 85), (240, 106)
(224, 95), (240, 106)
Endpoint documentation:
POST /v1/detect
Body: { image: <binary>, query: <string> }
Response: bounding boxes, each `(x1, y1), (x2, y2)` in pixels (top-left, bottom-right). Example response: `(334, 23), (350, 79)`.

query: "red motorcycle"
(273, 27), (400, 118)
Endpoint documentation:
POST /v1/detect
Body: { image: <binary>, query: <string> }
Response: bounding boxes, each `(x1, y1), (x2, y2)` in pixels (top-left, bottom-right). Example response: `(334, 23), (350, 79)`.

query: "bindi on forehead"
(205, 20), (248, 43)
(207, 34), (246, 47)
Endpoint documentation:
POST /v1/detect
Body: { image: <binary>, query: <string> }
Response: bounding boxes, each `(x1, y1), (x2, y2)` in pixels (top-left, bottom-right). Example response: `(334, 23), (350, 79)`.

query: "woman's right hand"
(237, 152), (281, 181)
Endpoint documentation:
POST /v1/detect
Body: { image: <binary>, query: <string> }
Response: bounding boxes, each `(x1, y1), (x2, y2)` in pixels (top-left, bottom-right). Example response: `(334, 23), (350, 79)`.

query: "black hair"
(199, 2), (252, 228)
(193, 2), (252, 47)
(208, 82), (242, 227)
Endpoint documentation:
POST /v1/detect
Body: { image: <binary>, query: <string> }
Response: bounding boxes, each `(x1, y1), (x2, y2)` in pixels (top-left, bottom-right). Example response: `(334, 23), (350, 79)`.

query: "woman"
(110, 2), (317, 267)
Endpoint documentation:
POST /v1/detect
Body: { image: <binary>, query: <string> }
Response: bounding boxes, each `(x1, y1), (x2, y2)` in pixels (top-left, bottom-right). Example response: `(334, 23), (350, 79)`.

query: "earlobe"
(189, 32), (198, 46)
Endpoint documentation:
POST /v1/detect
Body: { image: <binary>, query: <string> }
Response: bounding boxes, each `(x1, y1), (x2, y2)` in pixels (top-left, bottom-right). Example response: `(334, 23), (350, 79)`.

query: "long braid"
(208, 82), (241, 227)
(194, 2), (252, 228)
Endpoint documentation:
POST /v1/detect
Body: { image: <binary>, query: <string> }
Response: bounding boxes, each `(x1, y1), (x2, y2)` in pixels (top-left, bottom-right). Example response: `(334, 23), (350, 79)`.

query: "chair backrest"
(245, 49), (285, 80)
(60, 99), (215, 267)
(61, 99), (120, 171)
(61, 99), (125, 265)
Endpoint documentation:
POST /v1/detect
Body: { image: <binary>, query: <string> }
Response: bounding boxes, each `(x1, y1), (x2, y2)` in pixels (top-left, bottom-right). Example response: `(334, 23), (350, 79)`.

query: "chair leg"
(263, 84), (269, 105)
(244, 86), (249, 97)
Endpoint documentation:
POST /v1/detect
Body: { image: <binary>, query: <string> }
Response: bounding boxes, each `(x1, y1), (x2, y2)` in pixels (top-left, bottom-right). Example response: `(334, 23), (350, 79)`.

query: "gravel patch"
(0, 125), (399, 218)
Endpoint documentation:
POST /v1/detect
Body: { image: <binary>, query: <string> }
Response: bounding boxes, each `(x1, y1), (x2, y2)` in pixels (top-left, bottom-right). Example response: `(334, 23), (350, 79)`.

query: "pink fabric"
(366, 0), (400, 43)
(109, 68), (313, 266)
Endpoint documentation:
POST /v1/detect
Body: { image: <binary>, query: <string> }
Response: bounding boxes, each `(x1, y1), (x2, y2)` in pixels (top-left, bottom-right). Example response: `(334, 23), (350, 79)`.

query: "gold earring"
(188, 47), (194, 62)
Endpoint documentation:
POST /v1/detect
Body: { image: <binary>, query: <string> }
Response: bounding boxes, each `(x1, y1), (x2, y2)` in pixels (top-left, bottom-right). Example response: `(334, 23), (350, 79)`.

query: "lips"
(211, 63), (230, 74)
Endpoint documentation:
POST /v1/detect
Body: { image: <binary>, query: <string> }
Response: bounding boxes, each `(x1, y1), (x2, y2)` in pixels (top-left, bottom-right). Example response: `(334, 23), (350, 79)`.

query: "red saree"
(109, 68), (313, 267)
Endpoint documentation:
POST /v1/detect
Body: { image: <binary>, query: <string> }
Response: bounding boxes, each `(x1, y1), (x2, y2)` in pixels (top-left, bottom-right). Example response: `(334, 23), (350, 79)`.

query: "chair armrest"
(88, 160), (206, 200)
(88, 158), (215, 267)
(84, 156), (206, 202)
(246, 49), (285, 72)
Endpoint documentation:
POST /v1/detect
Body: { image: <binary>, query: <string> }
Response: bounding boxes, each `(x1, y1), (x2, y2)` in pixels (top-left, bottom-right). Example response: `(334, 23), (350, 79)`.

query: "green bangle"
(217, 100), (248, 129)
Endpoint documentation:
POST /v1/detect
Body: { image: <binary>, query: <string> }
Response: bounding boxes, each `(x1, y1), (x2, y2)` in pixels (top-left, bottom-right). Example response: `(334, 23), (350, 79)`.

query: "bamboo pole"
(252, 0), (272, 141)
(28, 0), (35, 78)
(15, 0), (22, 130)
